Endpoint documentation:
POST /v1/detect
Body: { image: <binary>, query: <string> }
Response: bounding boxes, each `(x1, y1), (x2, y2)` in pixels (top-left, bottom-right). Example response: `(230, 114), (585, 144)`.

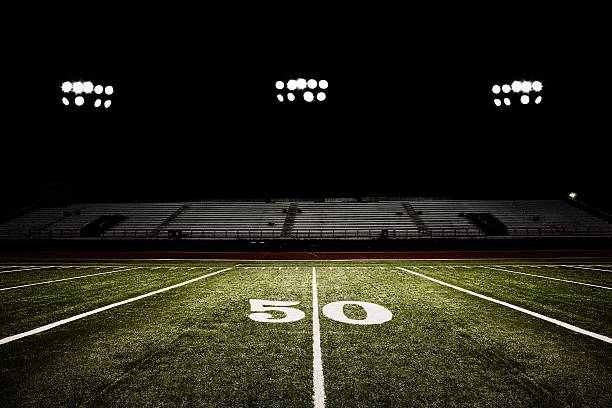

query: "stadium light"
(520, 95), (529, 104)
(104, 100), (111, 108)
(307, 79), (317, 89)
(75, 96), (84, 106)
(521, 81), (532, 93)
(296, 78), (307, 90)
(304, 91), (314, 102)
(569, 192), (577, 199)
(317, 92), (326, 101)
(61, 82), (72, 93)
(534, 95), (542, 104)
(61, 80), (113, 109)
(287, 80), (297, 91)
(104, 86), (114, 96)
(72, 82), (84, 94)
(277, 94), (284, 102)
(94, 99), (102, 108)
(532, 81), (543, 92)
(276, 78), (328, 102)
(511, 81), (522, 93)
(501, 84), (511, 93)
(275, 81), (284, 90)
(492, 85), (501, 94)
(319, 80), (328, 89)
(503, 98), (511, 106)
(62, 97), (69, 106)
(83, 81), (94, 94)
(287, 93), (295, 102)
(493, 98), (501, 107)
(493, 79), (544, 107)
(94, 85), (103, 94)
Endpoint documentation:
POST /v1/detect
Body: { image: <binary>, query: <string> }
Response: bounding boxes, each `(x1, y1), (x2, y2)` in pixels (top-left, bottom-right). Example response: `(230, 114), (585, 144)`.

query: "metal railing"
(1, 226), (612, 240)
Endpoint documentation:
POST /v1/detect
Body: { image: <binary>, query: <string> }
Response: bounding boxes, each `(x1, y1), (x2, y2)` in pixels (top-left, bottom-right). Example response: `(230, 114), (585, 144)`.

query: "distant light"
(319, 79), (328, 89)
(72, 82), (84, 94)
(511, 81), (522, 93)
(501, 84), (511, 93)
(94, 99), (102, 107)
(62, 97), (69, 106)
(534, 95), (542, 104)
(317, 92), (326, 101)
(104, 86), (114, 95)
(287, 93), (295, 102)
(503, 98), (511, 106)
(287, 80), (297, 91)
(61, 82), (72, 93)
(277, 94), (284, 102)
(83, 81), (94, 94)
(521, 81), (532, 93)
(569, 192), (577, 199)
(307, 79), (317, 89)
(75, 96), (84, 106)
(492, 85), (501, 94)
(296, 78), (307, 90)
(304, 91), (314, 102)
(94, 85), (103, 94)
(520, 95), (529, 104)
(493, 98), (501, 106)
(275, 81), (284, 90)
(532, 81), (543, 92)
(104, 100), (111, 108)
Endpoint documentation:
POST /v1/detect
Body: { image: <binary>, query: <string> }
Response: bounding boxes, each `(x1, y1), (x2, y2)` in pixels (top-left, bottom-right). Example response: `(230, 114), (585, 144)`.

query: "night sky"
(3, 6), (610, 209)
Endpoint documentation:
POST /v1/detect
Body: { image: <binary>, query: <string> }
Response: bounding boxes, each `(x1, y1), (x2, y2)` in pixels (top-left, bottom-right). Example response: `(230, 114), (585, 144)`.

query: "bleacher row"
(0, 200), (610, 239)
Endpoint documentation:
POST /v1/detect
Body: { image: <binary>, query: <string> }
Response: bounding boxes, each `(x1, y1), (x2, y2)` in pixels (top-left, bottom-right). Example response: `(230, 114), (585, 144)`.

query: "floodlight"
(319, 79), (328, 89)
(275, 81), (284, 90)
(287, 80), (297, 91)
(520, 95), (529, 104)
(304, 91), (314, 102)
(534, 95), (542, 104)
(62, 97), (69, 106)
(296, 78), (307, 90)
(287, 93), (295, 101)
(104, 100), (111, 108)
(521, 81), (532, 93)
(511, 81), (522, 93)
(72, 82), (84, 94)
(83, 81), (94, 94)
(317, 92), (326, 101)
(104, 86), (114, 95)
(61, 82), (72, 93)
(492, 85), (501, 94)
(94, 99), (102, 107)
(503, 98), (511, 106)
(532, 81), (543, 92)
(501, 84), (510, 93)
(493, 98), (501, 106)
(307, 79), (317, 89)
(75, 96), (84, 106)
(277, 94), (284, 102)
(569, 192), (577, 199)
(94, 85), (103, 94)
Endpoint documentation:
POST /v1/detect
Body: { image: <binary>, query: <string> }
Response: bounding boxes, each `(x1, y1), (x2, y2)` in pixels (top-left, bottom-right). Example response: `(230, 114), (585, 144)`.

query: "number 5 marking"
(248, 299), (306, 323)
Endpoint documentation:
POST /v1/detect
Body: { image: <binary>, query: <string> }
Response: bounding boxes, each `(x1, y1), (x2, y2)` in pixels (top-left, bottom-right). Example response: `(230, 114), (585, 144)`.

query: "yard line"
(482, 266), (612, 290)
(0, 266), (58, 274)
(312, 267), (326, 408)
(0, 267), (143, 292)
(560, 265), (612, 273)
(396, 267), (612, 344)
(0, 266), (236, 346)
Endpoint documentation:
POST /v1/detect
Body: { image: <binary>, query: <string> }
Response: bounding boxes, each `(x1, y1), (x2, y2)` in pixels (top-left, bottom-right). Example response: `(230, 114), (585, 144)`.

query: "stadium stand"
(0, 199), (610, 240)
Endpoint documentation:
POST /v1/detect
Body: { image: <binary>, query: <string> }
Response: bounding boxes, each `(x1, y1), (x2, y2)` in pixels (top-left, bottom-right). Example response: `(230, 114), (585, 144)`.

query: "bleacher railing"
(1, 226), (612, 240)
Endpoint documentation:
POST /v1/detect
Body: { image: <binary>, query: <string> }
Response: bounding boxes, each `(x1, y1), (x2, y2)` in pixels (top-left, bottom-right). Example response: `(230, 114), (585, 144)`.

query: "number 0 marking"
(322, 301), (392, 325)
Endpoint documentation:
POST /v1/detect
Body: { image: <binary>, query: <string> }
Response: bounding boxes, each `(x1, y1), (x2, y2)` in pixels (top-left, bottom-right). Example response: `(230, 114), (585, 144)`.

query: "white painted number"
(249, 299), (392, 325)
(322, 301), (392, 325)
(248, 299), (306, 323)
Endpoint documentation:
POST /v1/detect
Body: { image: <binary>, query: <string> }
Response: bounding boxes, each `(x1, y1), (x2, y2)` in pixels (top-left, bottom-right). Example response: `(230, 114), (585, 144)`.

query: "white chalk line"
(482, 266), (612, 290)
(312, 267), (326, 408)
(0, 266), (236, 346)
(0, 266), (58, 274)
(396, 267), (612, 344)
(560, 265), (612, 273)
(0, 267), (143, 292)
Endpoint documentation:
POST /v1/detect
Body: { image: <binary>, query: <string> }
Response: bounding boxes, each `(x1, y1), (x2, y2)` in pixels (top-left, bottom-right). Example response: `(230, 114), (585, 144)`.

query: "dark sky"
(3, 6), (610, 207)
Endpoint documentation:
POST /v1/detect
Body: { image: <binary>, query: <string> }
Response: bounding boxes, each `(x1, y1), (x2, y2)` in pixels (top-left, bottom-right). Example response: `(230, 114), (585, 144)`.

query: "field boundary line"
(560, 265), (612, 273)
(0, 267), (143, 292)
(312, 267), (326, 408)
(0, 266), (236, 346)
(483, 266), (612, 290)
(0, 266), (57, 274)
(396, 267), (612, 344)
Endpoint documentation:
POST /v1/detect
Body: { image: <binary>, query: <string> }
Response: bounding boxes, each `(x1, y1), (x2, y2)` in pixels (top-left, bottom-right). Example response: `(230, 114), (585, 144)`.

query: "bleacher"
(0, 199), (610, 240)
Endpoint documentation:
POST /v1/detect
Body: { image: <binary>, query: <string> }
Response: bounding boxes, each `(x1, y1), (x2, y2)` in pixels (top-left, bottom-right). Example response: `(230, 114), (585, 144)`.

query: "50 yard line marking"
(396, 267), (612, 344)
(312, 267), (326, 408)
(0, 266), (236, 346)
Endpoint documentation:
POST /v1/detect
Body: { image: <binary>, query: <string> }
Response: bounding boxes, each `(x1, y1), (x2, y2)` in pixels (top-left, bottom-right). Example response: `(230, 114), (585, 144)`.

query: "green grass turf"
(0, 261), (611, 407)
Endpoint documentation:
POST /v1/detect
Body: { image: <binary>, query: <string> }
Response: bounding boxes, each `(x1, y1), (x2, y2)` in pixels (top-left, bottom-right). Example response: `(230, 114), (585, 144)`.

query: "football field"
(1, 260), (611, 407)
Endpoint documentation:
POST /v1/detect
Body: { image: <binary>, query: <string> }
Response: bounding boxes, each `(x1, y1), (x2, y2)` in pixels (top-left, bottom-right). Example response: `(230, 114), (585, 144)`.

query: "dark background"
(2, 6), (609, 210)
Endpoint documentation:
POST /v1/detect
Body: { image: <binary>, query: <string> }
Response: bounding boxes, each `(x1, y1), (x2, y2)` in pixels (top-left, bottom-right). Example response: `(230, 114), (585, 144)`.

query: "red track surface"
(1, 250), (612, 260)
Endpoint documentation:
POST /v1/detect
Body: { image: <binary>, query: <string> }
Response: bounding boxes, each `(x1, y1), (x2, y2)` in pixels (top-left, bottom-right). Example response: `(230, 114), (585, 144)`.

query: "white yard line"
(396, 267), (612, 344)
(0, 267), (143, 292)
(482, 266), (612, 290)
(0, 266), (59, 274)
(312, 267), (326, 408)
(0, 266), (236, 346)
(560, 265), (612, 273)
